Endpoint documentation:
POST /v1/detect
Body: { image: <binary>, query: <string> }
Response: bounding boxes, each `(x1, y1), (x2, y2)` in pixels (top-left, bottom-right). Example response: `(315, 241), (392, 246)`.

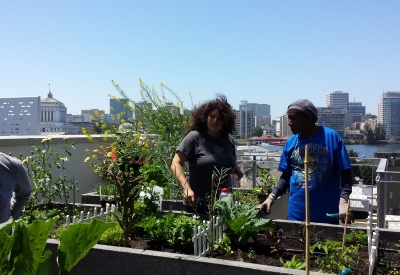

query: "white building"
(275, 114), (292, 138)
(40, 90), (80, 134)
(378, 92), (400, 139)
(0, 96), (40, 135)
(326, 91), (349, 110)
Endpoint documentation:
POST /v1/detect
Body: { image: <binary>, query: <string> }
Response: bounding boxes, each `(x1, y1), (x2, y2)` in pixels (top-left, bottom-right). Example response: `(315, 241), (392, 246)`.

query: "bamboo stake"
(342, 199), (351, 252)
(210, 174), (215, 257)
(304, 144), (310, 275)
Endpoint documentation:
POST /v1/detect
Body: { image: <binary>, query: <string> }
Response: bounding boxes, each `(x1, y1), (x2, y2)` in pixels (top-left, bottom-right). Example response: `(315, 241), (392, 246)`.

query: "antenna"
(48, 83), (51, 92)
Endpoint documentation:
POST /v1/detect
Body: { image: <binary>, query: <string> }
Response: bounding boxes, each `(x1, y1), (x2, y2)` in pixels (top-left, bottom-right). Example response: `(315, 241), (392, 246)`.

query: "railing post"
(253, 155), (257, 188)
(376, 159), (387, 228)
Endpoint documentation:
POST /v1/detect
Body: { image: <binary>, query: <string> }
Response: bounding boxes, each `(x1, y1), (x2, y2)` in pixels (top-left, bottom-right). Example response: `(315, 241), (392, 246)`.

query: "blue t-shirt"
(278, 126), (351, 223)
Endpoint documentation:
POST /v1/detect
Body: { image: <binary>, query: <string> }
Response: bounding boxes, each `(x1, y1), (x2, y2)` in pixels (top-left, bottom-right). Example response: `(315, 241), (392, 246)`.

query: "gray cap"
(287, 99), (318, 121)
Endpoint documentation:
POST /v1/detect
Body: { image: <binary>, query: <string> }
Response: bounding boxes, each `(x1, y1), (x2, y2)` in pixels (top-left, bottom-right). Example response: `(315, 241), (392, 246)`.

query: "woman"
(170, 94), (243, 212)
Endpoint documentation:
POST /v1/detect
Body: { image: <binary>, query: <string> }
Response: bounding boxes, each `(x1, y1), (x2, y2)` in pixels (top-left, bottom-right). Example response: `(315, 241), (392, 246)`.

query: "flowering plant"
(20, 137), (78, 221)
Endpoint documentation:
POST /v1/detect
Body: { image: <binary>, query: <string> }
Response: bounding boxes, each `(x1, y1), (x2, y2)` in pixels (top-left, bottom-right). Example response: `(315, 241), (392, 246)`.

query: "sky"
(1, 1), (399, 119)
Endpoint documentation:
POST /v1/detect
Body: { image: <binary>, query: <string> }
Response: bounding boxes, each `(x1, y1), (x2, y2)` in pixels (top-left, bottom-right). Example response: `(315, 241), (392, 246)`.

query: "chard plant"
(215, 194), (275, 246)
(0, 217), (115, 275)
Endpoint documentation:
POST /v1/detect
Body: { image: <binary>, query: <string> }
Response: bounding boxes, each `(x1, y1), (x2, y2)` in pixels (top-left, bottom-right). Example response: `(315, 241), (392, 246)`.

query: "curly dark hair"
(187, 94), (236, 136)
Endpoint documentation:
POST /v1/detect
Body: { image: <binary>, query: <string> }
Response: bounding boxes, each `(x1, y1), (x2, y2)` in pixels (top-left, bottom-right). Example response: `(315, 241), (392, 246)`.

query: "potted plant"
(254, 168), (277, 203)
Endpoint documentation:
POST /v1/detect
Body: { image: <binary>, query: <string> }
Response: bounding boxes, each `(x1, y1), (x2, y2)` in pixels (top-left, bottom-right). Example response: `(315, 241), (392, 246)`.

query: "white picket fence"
(64, 203), (116, 229)
(193, 216), (226, 257)
(368, 214), (379, 275)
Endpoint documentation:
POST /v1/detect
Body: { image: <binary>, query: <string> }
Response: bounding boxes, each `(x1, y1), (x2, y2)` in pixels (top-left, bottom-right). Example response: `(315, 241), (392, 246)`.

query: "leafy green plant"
(283, 255), (306, 270)
(232, 189), (259, 205)
(98, 222), (124, 246)
(20, 137), (78, 221)
(310, 239), (361, 274)
(256, 168), (277, 194)
(345, 229), (368, 246)
(247, 247), (256, 260)
(138, 211), (201, 249)
(215, 194), (275, 245)
(0, 217), (115, 275)
(213, 236), (234, 255)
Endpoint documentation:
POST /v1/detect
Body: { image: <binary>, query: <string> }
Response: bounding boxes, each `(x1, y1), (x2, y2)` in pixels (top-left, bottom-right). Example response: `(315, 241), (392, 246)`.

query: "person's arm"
(271, 172), (291, 197)
(339, 168), (354, 223)
(10, 162), (31, 220)
(260, 172), (290, 214)
(340, 168), (352, 200)
(170, 151), (195, 205)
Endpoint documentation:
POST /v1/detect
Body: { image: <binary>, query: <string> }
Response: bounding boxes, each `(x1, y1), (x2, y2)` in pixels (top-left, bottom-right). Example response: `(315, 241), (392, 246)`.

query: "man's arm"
(340, 168), (353, 200)
(271, 172), (291, 197)
(10, 162), (31, 220)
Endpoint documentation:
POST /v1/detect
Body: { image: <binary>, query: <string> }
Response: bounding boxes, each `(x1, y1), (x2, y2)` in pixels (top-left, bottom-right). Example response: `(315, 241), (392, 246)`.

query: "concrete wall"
(0, 135), (107, 203)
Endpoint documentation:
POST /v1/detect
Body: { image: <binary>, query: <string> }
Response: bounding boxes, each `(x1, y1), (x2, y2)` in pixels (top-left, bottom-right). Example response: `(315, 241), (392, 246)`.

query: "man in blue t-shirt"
(260, 99), (354, 224)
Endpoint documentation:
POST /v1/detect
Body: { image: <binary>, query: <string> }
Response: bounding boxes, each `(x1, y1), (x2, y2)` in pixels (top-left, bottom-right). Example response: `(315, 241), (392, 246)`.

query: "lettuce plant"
(0, 218), (115, 275)
(215, 194), (275, 245)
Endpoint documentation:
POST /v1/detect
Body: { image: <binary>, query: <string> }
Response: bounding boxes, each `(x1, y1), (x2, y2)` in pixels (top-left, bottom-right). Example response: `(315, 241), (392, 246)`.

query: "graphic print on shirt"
(290, 142), (329, 189)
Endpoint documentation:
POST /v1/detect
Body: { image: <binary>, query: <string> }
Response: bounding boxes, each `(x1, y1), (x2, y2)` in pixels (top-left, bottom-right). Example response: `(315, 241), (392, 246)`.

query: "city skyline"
(1, 1), (399, 119)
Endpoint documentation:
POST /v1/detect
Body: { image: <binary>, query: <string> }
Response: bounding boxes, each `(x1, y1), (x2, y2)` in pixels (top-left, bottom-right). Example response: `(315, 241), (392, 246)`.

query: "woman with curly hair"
(170, 94), (243, 212)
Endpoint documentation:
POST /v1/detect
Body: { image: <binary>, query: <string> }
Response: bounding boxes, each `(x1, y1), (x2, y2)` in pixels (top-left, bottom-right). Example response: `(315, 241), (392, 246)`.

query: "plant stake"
(304, 144), (310, 275)
(342, 198), (351, 252)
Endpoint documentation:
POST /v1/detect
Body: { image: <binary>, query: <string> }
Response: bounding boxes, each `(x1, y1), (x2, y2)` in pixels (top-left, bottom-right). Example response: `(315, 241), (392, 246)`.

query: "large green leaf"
(0, 219), (18, 275)
(15, 217), (58, 275)
(58, 219), (116, 275)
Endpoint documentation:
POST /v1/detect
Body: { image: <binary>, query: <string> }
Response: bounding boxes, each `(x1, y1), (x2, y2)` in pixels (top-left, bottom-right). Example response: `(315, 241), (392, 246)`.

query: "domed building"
(40, 88), (80, 134)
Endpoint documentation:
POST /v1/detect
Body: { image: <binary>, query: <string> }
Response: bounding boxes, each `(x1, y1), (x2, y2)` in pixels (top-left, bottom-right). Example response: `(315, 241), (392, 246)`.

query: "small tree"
(253, 126), (263, 137)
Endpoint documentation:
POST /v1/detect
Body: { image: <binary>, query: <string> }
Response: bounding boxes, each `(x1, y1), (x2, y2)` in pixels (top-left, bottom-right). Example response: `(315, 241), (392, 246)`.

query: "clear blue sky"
(1, 1), (399, 119)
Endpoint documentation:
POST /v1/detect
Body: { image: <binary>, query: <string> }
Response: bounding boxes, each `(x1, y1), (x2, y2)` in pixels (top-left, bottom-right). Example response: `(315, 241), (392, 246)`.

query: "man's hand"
(260, 193), (276, 215)
(339, 197), (354, 224)
(183, 188), (195, 206)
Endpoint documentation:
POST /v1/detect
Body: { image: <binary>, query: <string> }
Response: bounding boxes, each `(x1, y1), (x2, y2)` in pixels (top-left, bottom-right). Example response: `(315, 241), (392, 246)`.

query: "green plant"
(20, 137), (79, 221)
(138, 211), (201, 249)
(247, 247), (256, 260)
(256, 168), (277, 194)
(98, 222), (124, 246)
(213, 236), (234, 255)
(112, 80), (192, 198)
(215, 194), (275, 245)
(91, 182), (118, 200)
(283, 255), (306, 270)
(232, 189), (259, 205)
(310, 239), (361, 274)
(344, 229), (368, 246)
(0, 217), (115, 275)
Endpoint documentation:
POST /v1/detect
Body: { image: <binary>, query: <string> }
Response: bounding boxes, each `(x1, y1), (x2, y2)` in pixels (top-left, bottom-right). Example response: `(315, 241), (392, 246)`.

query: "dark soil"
(127, 231), (400, 275)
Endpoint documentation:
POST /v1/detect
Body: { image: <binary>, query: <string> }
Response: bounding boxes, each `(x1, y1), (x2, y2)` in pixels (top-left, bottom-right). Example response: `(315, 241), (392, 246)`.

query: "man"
(261, 99), (354, 224)
(0, 152), (31, 223)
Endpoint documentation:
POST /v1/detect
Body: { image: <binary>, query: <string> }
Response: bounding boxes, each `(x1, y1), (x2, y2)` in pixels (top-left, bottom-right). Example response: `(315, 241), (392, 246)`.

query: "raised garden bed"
(45, 219), (400, 275)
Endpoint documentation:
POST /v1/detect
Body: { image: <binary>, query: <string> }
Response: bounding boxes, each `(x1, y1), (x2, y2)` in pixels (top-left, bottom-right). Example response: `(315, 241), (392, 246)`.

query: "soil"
(126, 230), (400, 275)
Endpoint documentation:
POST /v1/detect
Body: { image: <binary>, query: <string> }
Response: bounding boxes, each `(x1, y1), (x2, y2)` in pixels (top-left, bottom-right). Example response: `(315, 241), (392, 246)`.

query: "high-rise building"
(110, 98), (132, 122)
(275, 114), (292, 138)
(326, 91), (349, 110)
(317, 107), (352, 138)
(235, 108), (255, 139)
(348, 102), (366, 123)
(0, 96), (40, 135)
(378, 92), (400, 140)
(239, 101), (271, 116)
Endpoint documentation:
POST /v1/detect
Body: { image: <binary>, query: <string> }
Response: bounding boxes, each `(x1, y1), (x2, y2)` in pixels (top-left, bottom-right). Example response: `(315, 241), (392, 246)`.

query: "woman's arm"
(170, 151), (195, 205)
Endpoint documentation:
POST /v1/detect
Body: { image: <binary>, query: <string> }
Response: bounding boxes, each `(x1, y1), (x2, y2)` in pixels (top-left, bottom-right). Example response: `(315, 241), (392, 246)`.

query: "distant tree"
(375, 123), (386, 141)
(253, 126), (263, 137)
(360, 123), (375, 143)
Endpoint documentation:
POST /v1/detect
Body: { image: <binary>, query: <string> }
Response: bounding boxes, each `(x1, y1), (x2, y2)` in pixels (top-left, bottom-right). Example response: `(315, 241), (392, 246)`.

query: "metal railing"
(235, 153), (400, 230)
